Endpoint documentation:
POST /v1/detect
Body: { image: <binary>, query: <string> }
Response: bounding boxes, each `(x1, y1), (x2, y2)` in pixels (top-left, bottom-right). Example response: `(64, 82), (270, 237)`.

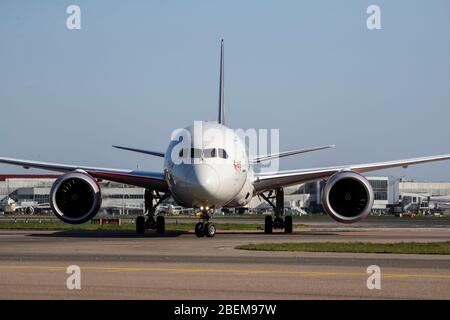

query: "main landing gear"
(194, 210), (216, 238)
(260, 187), (293, 234)
(136, 189), (170, 235)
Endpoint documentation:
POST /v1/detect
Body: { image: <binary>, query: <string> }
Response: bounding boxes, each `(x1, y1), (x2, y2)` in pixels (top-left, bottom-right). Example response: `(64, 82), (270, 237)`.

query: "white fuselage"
(163, 121), (255, 209)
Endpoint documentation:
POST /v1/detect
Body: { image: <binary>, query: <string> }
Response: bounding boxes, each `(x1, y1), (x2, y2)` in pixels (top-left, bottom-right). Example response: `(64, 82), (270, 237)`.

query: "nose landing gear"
(260, 188), (293, 234)
(195, 210), (216, 237)
(195, 222), (216, 237)
(136, 189), (170, 235)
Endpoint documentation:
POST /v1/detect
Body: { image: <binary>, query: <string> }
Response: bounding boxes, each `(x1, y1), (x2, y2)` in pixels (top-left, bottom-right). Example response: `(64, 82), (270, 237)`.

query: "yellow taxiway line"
(0, 264), (449, 280)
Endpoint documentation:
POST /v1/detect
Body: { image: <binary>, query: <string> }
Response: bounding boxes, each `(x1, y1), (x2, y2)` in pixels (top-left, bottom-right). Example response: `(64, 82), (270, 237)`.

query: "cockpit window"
(178, 148), (226, 160)
(217, 148), (228, 159)
(179, 148), (202, 158)
(203, 148), (216, 158)
(190, 148), (202, 159)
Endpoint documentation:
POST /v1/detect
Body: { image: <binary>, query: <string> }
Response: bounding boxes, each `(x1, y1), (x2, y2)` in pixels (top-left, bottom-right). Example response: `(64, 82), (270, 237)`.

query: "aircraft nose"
(188, 164), (220, 199)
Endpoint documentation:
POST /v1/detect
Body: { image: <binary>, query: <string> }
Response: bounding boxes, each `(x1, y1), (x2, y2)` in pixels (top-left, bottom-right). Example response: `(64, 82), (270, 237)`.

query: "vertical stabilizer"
(218, 39), (225, 124)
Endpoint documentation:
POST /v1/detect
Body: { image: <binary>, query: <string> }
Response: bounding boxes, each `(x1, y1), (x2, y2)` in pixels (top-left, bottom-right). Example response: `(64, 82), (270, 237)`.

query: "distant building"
(399, 181), (450, 197)
(2, 174), (450, 215)
(0, 174), (58, 202)
(297, 176), (389, 213)
(248, 176), (389, 214)
(0, 174), (146, 214)
(397, 181), (450, 213)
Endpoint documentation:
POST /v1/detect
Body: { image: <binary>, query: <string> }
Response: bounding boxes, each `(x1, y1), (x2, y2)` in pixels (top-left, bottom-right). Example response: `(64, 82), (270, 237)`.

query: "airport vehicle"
(0, 196), (49, 214)
(1, 41), (450, 237)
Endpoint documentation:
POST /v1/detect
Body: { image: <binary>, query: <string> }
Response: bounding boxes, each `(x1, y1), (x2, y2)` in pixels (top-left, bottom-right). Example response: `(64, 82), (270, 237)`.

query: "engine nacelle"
(50, 171), (102, 224)
(223, 179), (255, 208)
(322, 171), (374, 224)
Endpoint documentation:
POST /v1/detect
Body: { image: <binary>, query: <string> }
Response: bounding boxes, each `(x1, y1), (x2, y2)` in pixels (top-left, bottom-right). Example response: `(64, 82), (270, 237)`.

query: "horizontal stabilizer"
(112, 145), (165, 158)
(250, 145), (335, 164)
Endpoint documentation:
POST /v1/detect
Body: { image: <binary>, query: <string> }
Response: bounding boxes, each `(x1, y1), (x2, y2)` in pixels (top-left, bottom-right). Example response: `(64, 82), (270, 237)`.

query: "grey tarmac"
(0, 219), (449, 299)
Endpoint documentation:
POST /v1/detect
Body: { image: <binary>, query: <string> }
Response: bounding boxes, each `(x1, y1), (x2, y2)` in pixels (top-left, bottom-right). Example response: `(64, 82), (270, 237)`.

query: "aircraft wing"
(249, 145), (335, 164)
(253, 154), (450, 193)
(0, 157), (168, 191)
(112, 145), (165, 157)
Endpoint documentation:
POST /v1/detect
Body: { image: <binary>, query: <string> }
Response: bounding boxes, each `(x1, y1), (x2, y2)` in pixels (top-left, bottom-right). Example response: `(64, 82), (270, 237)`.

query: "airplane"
(1, 40), (450, 238)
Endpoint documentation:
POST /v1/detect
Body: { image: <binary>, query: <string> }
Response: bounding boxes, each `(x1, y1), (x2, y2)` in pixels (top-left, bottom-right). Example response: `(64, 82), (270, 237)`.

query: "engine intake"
(50, 171), (101, 224)
(322, 171), (374, 224)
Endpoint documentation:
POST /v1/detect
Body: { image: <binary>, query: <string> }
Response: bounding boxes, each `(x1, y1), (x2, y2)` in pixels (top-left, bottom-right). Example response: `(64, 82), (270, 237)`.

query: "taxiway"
(0, 218), (449, 299)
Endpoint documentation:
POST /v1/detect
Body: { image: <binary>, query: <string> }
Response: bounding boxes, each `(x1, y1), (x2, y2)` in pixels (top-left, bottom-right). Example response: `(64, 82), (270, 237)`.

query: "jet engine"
(50, 171), (102, 224)
(322, 171), (374, 224)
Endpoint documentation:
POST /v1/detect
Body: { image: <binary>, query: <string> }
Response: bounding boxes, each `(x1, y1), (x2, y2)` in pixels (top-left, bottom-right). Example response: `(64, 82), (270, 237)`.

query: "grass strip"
(236, 241), (450, 255)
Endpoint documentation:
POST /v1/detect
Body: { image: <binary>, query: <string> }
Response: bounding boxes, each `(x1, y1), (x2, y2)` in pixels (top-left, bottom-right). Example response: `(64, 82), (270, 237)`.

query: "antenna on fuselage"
(218, 39), (225, 125)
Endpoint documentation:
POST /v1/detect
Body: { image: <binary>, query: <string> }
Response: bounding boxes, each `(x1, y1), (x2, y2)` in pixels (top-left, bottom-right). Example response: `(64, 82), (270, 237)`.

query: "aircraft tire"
(204, 223), (216, 237)
(264, 215), (273, 234)
(284, 215), (293, 233)
(136, 216), (145, 234)
(156, 216), (165, 234)
(195, 222), (205, 237)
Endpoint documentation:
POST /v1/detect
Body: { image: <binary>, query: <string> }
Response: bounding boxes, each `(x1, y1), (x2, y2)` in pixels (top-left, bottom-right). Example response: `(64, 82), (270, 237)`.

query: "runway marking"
(0, 264), (449, 281)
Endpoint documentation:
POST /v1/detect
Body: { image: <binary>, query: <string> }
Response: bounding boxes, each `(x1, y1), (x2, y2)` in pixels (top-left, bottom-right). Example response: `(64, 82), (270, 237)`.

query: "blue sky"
(1, 1), (450, 181)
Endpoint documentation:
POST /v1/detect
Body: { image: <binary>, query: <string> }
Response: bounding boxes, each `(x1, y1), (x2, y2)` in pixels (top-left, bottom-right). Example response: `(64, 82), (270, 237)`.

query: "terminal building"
(248, 176), (390, 214)
(0, 174), (146, 214)
(1, 174), (450, 215)
(399, 181), (450, 196)
(397, 180), (450, 213)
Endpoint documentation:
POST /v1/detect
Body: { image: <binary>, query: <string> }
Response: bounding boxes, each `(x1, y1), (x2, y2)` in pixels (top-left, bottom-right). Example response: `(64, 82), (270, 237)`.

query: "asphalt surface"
(0, 217), (449, 299)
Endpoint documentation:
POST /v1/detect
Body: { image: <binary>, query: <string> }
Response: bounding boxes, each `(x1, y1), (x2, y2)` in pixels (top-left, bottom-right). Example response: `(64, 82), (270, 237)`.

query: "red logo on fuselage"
(233, 160), (242, 172)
